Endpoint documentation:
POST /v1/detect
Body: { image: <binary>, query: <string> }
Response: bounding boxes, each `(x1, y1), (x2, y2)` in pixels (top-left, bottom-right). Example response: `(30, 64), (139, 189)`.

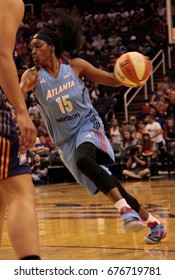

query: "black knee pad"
(76, 154), (114, 193)
(76, 144), (115, 194)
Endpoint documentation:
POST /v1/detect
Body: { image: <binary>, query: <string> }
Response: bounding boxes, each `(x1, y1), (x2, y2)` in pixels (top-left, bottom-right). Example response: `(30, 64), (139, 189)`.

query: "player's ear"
(50, 45), (55, 52)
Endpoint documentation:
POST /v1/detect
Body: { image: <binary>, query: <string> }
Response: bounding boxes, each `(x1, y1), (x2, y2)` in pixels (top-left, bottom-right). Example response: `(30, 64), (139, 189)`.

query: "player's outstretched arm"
(70, 58), (121, 87)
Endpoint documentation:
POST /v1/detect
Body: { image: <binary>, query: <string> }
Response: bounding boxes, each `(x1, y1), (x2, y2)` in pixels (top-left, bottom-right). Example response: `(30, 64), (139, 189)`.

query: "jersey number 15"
(56, 95), (73, 113)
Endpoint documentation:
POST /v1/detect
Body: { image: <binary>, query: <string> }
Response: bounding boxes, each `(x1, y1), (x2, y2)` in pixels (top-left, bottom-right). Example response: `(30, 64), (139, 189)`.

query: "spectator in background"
(107, 8), (117, 22)
(109, 118), (123, 145)
(100, 39), (113, 56)
(70, 4), (80, 16)
(30, 135), (51, 154)
(153, 17), (166, 45)
(108, 31), (122, 48)
(32, 113), (41, 129)
(31, 153), (48, 184)
(121, 120), (130, 132)
(163, 118), (175, 161)
(95, 14), (112, 34)
(41, 1), (53, 17)
(45, 134), (55, 150)
(145, 114), (165, 150)
(141, 133), (157, 158)
(164, 118), (175, 140)
(137, 120), (147, 135)
(37, 118), (48, 137)
(130, 4), (145, 17)
(52, 0), (61, 10)
(129, 115), (137, 127)
(84, 44), (96, 56)
(93, 10), (105, 22)
(118, 6), (129, 19)
(90, 83), (101, 101)
(15, 47), (30, 69)
(151, 96), (168, 120)
(157, 1), (166, 18)
(36, 15), (47, 30)
(112, 39), (127, 56)
(129, 10), (146, 40)
(28, 99), (39, 120)
(142, 101), (151, 118)
(138, 34), (157, 58)
(128, 35), (140, 52)
(120, 130), (138, 161)
(122, 146), (150, 180)
(162, 74), (172, 92)
(106, 54), (117, 72)
(167, 82), (175, 104)
(16, 35), (28, 56)
(83, 10), (93, 24)
(166, 103), (175, 121)
(150, 82), (168, 104)
(145, 114), (166, 168)
(149, 105), (165, 126)
(130, 124), (142, 144)
(114, 14), (122, 32)
(91, 34), (105, 53)
(118, 18), (129, 35)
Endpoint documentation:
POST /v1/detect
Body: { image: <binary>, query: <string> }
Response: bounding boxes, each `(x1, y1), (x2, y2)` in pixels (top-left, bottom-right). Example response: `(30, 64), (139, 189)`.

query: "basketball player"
(0, 0), (41, 260)
(21, 9), (166, 244)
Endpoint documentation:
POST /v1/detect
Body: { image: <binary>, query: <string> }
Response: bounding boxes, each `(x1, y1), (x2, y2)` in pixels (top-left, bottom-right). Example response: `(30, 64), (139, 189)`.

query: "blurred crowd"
(16, 0), (175, 183)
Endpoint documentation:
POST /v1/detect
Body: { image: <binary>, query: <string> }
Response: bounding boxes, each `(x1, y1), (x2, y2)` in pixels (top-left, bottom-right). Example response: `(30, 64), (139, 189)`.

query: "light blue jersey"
(35, 60), (103, 146)
(34, 60), (114, 194)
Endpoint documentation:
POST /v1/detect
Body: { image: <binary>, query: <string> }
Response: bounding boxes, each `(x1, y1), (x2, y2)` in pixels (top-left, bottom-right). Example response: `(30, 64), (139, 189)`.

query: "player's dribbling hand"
(17, 111), (37, 149)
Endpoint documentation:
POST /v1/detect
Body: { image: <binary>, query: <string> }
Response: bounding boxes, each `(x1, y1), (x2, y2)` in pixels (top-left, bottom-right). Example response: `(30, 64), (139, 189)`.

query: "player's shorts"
(0, 90), (31, 180)
(0, 119), (31, 181)
(58, 127), (115, 195)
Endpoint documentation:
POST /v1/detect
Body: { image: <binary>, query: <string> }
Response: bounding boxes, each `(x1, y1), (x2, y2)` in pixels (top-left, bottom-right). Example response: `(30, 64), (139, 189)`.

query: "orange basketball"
(114, 52), (152, 87)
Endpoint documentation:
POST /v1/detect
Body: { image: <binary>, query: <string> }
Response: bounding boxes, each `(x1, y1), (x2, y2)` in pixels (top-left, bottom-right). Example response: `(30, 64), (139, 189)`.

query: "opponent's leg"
(0, 188), (7, 248)
(2, 174), (41, 259)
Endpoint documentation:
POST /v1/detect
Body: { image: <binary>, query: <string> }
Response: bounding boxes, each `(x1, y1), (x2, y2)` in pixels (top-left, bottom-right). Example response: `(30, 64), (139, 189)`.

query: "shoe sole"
(124, 220), (146, 232)
(144, 231), (167, 244)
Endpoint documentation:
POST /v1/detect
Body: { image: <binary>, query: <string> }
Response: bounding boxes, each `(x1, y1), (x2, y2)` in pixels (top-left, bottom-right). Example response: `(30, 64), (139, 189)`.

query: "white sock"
(145, 213), (161, 225)
(115, 198), (131, 212)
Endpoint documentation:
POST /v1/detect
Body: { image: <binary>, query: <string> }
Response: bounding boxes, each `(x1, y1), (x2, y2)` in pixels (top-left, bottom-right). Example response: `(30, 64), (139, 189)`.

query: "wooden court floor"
(1, 176), (175, 260)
